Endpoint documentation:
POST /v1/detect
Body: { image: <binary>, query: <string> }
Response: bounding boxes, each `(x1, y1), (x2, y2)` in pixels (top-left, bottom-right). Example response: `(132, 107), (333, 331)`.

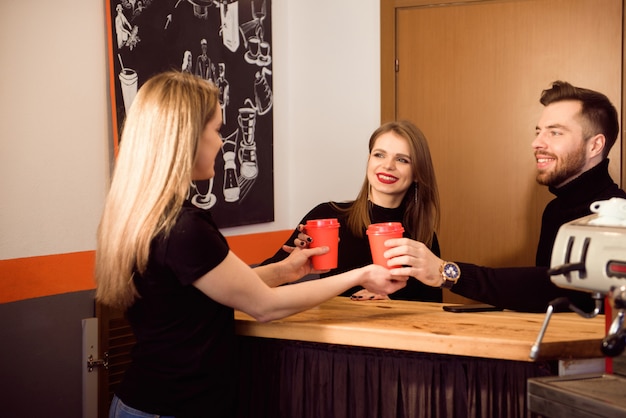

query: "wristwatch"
(439, 261), (460, 289)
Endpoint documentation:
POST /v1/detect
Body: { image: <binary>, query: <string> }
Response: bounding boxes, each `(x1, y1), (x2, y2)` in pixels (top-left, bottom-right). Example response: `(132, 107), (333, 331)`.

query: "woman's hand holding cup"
(279, 245), (331, 283)
(293, 224), (312, 248)
(357, 264), (408, 296)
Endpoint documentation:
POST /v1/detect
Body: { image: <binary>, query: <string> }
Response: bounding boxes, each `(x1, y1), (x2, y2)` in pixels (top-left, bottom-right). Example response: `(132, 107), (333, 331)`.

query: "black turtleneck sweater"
(453, 159), (626, 312)
(261, 201), (443, 302)
(536, 159), (626, 266)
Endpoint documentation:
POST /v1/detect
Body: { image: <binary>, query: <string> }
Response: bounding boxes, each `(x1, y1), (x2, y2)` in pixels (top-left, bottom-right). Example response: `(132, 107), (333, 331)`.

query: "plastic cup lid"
(366, 222), (404, 235)
(305, 218), (340, 228)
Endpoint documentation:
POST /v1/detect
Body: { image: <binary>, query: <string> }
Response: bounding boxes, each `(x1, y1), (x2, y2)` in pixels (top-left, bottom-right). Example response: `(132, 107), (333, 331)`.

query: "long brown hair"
(335, 120), (440, 247)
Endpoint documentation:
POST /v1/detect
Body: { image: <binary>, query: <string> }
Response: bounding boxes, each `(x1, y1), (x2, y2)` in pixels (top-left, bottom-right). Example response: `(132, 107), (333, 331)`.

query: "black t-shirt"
(117, 201), (235, 417)
(262, 201), (443, 302)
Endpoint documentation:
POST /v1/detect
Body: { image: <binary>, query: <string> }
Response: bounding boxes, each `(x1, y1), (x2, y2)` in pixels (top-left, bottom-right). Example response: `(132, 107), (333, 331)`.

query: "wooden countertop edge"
(233, 298), (606, 362)
(234, 319), (605, 362)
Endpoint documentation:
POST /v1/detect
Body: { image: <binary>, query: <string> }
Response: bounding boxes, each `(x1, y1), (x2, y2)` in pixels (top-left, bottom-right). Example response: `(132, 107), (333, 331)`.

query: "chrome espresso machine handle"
(529, 292), (603, 360)
(601, 285), (626, 357)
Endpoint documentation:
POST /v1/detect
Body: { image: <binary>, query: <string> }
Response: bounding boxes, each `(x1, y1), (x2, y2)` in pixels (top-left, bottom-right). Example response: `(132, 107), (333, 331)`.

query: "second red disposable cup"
(366, 222), (405, 268)
(304, 218), (340, 270)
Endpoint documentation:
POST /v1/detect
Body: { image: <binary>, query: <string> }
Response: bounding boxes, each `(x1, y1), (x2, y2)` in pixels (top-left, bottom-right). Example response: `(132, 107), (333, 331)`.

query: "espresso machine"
(527, 198), (626, 417)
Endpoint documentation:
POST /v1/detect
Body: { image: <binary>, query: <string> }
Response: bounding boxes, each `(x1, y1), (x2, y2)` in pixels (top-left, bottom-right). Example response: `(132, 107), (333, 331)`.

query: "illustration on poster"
(109, 0), (275, 228)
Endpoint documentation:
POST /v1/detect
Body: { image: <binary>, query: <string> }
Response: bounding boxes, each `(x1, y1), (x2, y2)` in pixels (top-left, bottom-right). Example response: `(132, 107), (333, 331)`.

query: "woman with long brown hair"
(262, 120), (442, 302)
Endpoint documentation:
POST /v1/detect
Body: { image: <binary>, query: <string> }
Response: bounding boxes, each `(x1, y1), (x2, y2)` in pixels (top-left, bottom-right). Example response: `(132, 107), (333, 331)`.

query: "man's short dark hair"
(540, 81), (619, 157)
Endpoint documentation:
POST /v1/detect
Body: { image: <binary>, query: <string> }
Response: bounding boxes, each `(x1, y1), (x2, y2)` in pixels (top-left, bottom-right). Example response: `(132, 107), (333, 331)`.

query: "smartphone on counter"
(442, 303), (503, 313)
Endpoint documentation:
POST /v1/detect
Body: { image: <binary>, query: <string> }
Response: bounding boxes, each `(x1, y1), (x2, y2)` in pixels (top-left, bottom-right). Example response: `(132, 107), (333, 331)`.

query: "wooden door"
(383, 0), (622, 301)
(96, 303), (135, 417)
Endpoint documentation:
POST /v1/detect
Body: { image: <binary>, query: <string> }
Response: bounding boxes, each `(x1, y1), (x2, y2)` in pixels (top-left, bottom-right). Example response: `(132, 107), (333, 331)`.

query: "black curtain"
(236, 337), (554, 418)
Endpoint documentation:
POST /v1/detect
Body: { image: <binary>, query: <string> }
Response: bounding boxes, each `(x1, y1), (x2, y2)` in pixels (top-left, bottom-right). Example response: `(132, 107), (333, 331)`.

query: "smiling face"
(192, 109), (223, 181)
(532, 100), (599, 188)
(366, 131), (415, 208)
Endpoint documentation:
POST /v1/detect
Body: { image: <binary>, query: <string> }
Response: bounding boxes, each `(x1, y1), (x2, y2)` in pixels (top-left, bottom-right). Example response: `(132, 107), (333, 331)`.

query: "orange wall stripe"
(0, 251), (96, 304)
(225, 230), (292, 265)
(0, 230), (292, 304)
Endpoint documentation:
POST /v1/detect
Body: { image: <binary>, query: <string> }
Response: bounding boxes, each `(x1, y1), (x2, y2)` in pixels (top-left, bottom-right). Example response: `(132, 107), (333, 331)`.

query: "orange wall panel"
(0, 230), (292, 304)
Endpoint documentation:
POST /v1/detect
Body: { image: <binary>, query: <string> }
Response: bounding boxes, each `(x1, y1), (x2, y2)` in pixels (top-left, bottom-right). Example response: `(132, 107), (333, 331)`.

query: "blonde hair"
(95, 71), (220, 309)
(335, 120), (440, 247)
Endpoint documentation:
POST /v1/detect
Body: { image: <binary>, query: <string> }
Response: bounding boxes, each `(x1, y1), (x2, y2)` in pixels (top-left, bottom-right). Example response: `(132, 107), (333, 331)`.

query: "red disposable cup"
(304, 218), (340, 270)
(366, 222), (405, 268)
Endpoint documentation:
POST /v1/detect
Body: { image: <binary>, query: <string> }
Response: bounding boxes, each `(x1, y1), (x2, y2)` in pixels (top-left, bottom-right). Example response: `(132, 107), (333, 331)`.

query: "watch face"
(443, 263), (460, 279)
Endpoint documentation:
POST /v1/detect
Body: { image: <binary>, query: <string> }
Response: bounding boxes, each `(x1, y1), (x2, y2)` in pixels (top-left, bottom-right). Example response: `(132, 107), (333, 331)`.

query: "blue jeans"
(109, 395), (175, 418)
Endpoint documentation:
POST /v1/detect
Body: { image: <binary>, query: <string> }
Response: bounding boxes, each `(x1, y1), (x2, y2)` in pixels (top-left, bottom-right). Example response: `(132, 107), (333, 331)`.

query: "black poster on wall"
(106, 0), (274, 228)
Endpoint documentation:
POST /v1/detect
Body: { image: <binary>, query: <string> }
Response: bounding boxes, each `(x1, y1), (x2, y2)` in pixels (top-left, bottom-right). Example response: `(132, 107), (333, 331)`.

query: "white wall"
(0, 0), (380, 260)
(0, 0), (110, 260)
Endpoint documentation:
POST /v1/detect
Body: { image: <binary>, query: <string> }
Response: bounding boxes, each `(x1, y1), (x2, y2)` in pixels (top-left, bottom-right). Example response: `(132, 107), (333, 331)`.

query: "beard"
(535, 143), (587, 187)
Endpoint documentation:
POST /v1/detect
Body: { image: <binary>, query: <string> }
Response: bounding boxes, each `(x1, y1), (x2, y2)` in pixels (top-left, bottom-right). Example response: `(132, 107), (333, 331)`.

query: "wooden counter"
(235, 297), (606, 362)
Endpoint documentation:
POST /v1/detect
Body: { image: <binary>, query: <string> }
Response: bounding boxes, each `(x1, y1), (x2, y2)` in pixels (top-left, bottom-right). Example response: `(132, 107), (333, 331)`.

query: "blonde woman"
(96, 71), (407, 417)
